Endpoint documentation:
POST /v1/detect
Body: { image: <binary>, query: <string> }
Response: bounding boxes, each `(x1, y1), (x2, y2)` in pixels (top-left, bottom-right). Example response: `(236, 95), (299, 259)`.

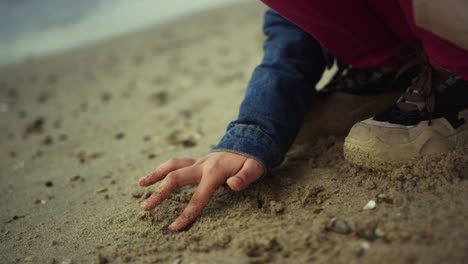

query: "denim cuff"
(211, 124), (284, 175)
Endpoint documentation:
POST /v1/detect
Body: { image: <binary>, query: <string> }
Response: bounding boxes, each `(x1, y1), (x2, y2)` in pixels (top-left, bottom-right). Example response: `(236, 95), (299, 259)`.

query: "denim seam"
(230, 124), (277, 144)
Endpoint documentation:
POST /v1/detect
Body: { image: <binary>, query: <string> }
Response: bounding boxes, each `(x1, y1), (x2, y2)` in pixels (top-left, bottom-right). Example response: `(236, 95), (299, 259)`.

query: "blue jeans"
(212, 9), (331, 174)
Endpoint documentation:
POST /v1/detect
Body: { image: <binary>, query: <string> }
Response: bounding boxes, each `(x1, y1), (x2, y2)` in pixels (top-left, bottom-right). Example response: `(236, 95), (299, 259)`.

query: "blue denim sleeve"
(212, 9), (329, 173)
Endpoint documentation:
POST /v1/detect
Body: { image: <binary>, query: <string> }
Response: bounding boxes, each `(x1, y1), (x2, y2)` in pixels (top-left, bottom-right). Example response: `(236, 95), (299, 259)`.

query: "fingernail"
(168, 222), (177, 230)
(228, 177), (241, 188)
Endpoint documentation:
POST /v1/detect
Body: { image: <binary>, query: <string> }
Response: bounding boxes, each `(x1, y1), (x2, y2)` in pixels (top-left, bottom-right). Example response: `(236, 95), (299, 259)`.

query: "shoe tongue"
(398, 88), (426, 111)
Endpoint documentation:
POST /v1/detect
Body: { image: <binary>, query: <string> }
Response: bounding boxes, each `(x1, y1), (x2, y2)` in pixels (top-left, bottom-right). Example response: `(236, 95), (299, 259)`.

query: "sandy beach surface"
(1, 2), (467, 264)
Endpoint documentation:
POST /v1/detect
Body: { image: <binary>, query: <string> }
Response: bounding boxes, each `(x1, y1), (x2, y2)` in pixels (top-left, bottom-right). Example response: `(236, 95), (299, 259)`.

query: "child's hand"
(138, 152), (264, 231)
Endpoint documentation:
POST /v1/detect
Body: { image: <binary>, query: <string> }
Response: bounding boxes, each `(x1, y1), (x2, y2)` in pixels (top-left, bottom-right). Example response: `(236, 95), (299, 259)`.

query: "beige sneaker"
(344, 71), (468, 170)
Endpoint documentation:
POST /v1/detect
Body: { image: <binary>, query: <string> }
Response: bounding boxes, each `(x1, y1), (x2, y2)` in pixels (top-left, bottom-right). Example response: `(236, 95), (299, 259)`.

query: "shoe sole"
(343, 123), (468, 171)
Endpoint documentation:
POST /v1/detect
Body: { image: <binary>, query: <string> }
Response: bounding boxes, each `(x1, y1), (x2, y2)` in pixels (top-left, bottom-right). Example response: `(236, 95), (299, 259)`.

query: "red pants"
(261, 0), (468, 79)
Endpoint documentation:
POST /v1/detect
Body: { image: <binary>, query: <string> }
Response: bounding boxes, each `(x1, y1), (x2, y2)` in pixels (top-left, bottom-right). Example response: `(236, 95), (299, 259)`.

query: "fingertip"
(140, 201), (151, 210)
(138, 178), (146, 186)
(168, 221), (183, 231)
(227, 177), (243, 191)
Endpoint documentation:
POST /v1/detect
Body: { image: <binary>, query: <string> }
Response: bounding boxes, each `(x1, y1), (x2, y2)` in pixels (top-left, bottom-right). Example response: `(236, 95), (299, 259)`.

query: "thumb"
(227, 159), (264, 191)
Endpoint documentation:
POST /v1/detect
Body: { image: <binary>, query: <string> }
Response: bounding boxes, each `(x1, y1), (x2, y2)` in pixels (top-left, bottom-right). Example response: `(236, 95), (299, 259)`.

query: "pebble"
(131, 191), (143, 199)
(96, 188), (108, 194)
(51, 240), (58, 246)
(356, 242), (370, 258)
(330, 218), (352, 234)
(143, 135), (151, 142)
(374, 228), (385, 237)
(363, 200), (376, 210)
(172, 258), (182, 264)
(25, 117), (45, 135)
(147, 154), (157, 159)
(357, 228), (377, 241)
(61, 260), (73, 264)
(45, 181), (54, 187)
(24, 256), (33, 262)
(69, 175), (85, 182)
(34, 199), (47, 205)
(0, 228), (9, 236)
(115, 132), (125, 140)
(77, 152), (103, 164)
(151, 91), (168, 105)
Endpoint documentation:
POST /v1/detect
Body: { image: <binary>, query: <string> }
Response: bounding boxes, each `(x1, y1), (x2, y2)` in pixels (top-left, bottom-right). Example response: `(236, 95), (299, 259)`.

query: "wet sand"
(0, 2), (467, 264)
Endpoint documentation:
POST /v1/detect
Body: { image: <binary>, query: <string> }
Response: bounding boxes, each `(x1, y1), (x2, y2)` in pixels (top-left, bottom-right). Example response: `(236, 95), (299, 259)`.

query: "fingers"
(141, 166), (200, 211)
(227, 159), (264, 191)
(139, 158), (196, 186)
(168, 173), (223, 231)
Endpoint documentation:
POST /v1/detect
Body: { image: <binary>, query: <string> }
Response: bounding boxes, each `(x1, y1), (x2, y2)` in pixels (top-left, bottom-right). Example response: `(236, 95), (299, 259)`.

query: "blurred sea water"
(0, 0), (242, 67)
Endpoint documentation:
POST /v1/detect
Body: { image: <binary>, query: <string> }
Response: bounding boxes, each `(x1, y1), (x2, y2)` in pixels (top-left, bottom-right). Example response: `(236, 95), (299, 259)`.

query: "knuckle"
(235, 174), (246, 185)
(166, 171), (180, 181)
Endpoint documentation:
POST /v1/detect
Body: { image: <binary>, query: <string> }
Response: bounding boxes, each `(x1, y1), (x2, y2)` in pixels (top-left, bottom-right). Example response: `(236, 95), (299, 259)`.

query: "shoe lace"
(395, 48), (458, 125)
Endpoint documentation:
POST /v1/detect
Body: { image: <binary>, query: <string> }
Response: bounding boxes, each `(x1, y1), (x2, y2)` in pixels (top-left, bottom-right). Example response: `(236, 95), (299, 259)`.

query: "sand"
(1, 2), (467, 264)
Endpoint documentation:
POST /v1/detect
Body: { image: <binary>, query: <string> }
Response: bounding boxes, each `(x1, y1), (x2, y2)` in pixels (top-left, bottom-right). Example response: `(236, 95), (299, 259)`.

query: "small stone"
(374, 228), (385, 237)
(151, 91), (168, 105)
(9, 151), (17, 158)
(147, 154), (157, 159)
(34, 199), (46, 205)
(131, 191), (143, 199)
(356, 242), (370, 258)
(357, 228), (377, 241)
(61, 259), (73, 264)
(172, 258), (181, 264)
(104, 194), (110, 200)
(24, 117), (45, 136)
(313, 208), (324, 214)
(96, 188), (108, 194)
(143, 136), (151, 142)
(76, 152), (103, 163)
(45, 181), (54, 187)
(330, 218), (352, 234)
(0, 228), (9, 236)
(51, 240), (58, 246)
(115, 132), (125, 140)
(69, 175), (84, 182)
(24, 256), (33, 262)
(363, 200), (376, 210)
(180, 138), (196, 148)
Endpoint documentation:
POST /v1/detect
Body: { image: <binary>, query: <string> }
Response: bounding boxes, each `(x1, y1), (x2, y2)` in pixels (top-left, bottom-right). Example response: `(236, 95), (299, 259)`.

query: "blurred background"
(0, 0), (240, 68)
